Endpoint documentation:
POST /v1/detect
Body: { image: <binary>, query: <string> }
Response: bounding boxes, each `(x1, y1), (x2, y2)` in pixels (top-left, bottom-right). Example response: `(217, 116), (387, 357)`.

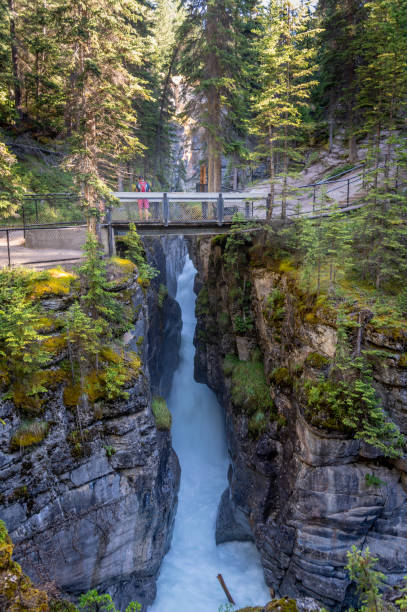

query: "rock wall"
(0, 256), (181, 610)
(191, 233), (407, 610)
(144, 236), (186, 398)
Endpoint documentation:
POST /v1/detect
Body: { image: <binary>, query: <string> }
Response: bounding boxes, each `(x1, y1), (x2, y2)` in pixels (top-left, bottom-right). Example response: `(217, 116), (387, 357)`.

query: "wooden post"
(217, 574), (235, 605)
(217, 193), (224, 226)
(163, 193), (169, 226)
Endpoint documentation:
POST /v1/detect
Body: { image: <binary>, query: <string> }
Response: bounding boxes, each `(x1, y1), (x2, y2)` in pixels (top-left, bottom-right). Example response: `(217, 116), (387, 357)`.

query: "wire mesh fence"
(0, 193), (84, 229)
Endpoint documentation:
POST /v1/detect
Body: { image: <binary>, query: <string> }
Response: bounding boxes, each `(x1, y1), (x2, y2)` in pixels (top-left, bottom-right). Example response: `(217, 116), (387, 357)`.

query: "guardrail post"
(22, 202), (26, 238)
(266, 194), (272, 220)
(163, 193), (169, 226)
(245, 200), (250, 220)
(6, 230), (11, 268)
(217, 193), (224, 226)
(346, 179), (350, 206)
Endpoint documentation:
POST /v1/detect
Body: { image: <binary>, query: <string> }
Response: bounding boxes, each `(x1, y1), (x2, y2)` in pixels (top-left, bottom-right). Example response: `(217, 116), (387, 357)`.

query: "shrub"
(119, 224), (158, 283)
(230, 359), (273, 415)
(234, 314), (254, 335)
(270, 366), (292, 386)
(365, 473), (385, 488)
(305, 352), (330, 369)
(248, 410), (268, 437)
(152, 397), (172, 430)
(264, 288), (285, 323)
(10, 420), (49, 450)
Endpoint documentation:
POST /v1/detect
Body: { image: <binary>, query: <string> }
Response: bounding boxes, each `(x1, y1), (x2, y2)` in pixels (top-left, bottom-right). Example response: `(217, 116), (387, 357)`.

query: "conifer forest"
(1, 1), (407, 612)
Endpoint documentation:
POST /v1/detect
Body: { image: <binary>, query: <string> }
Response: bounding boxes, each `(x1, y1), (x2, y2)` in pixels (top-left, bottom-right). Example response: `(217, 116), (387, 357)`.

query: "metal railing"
(111, 192), (268, 225)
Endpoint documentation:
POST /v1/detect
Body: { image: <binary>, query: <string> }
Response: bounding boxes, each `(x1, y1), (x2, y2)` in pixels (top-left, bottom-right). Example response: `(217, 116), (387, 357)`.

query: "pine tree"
(352, 0), (407, 289)
(0, 134), (24, 218)
(60, 0), (148, 230)
(314, 0), (366, 160)
(251, 0), (319, 219)
(178, 0), (258, 191)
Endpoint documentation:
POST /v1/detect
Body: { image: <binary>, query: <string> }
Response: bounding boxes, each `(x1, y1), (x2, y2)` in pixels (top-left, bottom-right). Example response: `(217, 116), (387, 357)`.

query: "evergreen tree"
(178, 0), (259, 191)
(0, 133), (24, 218)
(59, 0), (148, 230)
(314, 0), (366, 160)
(251, 0), (319, 219)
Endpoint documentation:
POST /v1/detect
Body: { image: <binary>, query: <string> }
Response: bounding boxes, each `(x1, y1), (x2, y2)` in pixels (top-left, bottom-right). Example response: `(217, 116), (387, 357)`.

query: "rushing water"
(150, 257), (270, 612)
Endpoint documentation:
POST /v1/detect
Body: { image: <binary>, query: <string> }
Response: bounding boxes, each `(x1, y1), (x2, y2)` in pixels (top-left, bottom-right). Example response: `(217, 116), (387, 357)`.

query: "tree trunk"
(8, 0), (22, 114)
(268, 125), (275, 221)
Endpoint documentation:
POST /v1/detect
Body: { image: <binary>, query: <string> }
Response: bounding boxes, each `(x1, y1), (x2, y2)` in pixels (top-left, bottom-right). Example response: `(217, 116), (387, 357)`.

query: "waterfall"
(150, 257), (269, 611)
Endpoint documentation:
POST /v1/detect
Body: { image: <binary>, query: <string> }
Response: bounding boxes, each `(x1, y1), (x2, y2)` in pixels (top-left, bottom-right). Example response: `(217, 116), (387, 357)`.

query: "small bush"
(305, 352), (330, 369)
(248, 410), (268, 437)
(365, 473), (385, 488)
(152, 396), (172, 430)
(230, 359), (273, 415)
(234, 314), (254, 335)
(223, 353), (239, 377)
(270, 366), (292, 386)
(0, 520), (7, 544)
(10, 420), (49, 450)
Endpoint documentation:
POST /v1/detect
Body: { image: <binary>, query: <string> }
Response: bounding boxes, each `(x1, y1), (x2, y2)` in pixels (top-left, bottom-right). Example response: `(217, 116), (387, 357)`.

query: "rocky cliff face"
(0, 246), (183, 610)
(191, 233), (407, 610)
(144, 236), (186, 398)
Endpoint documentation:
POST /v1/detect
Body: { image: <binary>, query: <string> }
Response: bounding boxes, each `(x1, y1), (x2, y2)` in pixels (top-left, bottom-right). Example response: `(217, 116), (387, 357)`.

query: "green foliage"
(158, 284), (168, 308)
(225, 355), (273, 417)
(10, 420), (49, 450)
(119, 225), (159, 284)
(270, 367), (292, 387)
(365, 473), (385, 488)
(346, 546), (386, 612)
(0, 268), (51, 401)
(305, 352), (330, 369)
(0, 134), (25, 218)
(65, 303), (104, 377)
(248, 410), (268, 437)
(304, 359), (403, 458)
(78, 589), (141, 612)
(104, 445), (116, 458)
(78, 233), (123, 326)
(264, 289), (285, 323)
(234, 314), (254, 335)
(0, 520), (7, 544)
(196, 286), (210, 317)
(152, 396), (172, 430)
(223, 231), (253, 279)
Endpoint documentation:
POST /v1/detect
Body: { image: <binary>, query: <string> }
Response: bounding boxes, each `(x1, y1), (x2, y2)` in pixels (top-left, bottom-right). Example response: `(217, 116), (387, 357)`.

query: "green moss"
(42, 334), (67, 355)
(152, 396), (172, 430)
(10, 485), (28, 501)
(264, 598), (299, 612)
(305, 352), (330, 369)
(223, 353), (239, 377)
(10, 420), (49, 450)
(63, 383), (82, 408)
(110, 256), (136, 274)
(196, 286), (210, 317)
(158, 284), (168, 308)
(248, 410), (268, 437)
(270, 366), (292, 387)
(100, 347), (122, 365)
(399, 354), (407, 368)
(30, 268), (76, 299)
(211, 234), (227, 247)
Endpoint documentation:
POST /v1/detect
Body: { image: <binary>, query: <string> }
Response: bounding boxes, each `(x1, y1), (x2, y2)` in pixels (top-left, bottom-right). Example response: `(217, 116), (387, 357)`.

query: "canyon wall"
(0, 237), (184, 610)
(191, 232), (407, 610)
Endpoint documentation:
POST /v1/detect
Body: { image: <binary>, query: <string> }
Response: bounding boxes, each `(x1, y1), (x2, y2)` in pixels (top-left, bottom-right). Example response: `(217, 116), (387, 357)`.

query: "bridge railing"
(111, 192), (268, 225)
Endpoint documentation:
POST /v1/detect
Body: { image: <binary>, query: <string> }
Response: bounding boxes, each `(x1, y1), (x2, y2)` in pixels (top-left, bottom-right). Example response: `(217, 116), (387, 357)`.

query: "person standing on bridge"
(136, 175), (150, 220)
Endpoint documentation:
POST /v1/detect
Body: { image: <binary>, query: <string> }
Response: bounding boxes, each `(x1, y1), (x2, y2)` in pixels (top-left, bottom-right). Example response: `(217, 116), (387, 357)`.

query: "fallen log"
(217, 573), (235, 605)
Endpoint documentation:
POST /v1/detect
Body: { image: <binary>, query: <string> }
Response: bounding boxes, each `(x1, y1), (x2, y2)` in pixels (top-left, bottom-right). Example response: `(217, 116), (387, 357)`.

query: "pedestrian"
(136, 175), (150, 221)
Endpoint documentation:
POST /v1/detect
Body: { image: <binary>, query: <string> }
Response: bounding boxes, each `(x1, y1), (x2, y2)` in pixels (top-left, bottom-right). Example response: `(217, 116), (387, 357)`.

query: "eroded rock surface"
(0, 245), (183, 610)
(191, 233), (407, 610)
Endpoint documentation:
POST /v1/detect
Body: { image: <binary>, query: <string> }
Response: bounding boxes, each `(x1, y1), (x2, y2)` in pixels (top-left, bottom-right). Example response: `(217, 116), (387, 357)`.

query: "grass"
(223, 354), (273, 416)
(152, 396), (172, 430)
(10, 420), (49, 450)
